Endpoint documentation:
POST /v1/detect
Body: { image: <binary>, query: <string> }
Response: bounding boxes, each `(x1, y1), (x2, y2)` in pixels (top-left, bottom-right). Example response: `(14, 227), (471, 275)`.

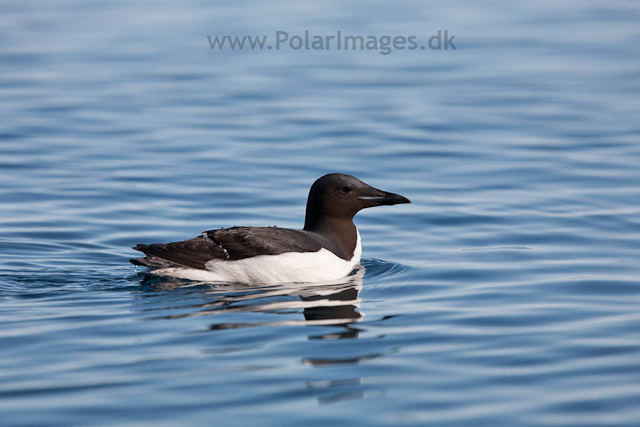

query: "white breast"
(154, 229), (362, 285)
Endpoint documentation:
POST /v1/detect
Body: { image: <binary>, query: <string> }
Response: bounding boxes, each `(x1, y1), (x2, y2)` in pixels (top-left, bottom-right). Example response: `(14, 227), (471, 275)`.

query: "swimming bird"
(131, 173), (410, 284)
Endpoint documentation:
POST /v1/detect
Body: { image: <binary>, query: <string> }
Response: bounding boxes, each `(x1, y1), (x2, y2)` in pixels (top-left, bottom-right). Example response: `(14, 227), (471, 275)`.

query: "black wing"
(131, 227), (322, 270)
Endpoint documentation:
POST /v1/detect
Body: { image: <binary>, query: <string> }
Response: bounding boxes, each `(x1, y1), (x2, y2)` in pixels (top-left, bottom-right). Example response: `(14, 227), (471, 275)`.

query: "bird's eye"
(341, 187), (351, 194)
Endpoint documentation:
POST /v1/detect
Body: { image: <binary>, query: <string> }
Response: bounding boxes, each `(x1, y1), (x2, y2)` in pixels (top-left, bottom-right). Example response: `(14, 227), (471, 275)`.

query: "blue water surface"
(1, 1), (640, 425)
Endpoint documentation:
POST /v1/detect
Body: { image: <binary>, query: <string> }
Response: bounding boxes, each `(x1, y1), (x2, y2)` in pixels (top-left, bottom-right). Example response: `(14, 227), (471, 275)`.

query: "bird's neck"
(304, 216), (358, 260)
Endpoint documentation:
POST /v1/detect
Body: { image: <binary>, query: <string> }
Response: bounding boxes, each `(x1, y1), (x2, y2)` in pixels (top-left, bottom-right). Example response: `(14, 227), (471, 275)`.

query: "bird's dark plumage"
(132, 227), (323, 269)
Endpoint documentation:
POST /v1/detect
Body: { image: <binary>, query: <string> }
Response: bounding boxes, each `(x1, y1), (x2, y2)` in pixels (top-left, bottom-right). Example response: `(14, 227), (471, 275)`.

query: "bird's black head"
(303, 173), (410, 231)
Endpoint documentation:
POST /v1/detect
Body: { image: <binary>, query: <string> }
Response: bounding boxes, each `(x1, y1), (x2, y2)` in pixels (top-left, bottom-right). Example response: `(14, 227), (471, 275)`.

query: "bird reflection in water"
(139, 267), (381, 404)
(139, 266), (365, 337)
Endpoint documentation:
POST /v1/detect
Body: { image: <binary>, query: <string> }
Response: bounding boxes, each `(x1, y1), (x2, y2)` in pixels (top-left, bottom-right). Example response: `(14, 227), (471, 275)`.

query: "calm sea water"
(1, 1), (640, 425)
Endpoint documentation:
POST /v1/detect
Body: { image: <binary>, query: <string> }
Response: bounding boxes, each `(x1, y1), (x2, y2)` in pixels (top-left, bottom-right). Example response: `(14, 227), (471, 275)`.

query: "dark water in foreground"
(1, 1), (640, 425)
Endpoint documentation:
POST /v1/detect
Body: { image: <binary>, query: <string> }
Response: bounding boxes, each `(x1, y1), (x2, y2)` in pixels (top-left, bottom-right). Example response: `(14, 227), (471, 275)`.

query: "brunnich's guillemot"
(130, 173), (410, 284)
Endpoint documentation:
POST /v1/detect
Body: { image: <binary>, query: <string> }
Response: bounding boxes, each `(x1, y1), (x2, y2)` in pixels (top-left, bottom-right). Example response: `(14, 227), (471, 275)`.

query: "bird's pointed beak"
(358, 189), (411, 206)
